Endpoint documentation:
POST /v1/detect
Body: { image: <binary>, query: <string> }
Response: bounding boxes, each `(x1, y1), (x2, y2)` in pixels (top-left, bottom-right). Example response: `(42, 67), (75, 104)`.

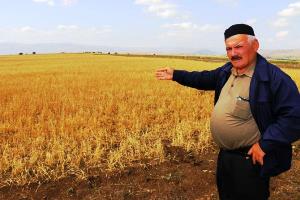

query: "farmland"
(0, 53), (299, 199)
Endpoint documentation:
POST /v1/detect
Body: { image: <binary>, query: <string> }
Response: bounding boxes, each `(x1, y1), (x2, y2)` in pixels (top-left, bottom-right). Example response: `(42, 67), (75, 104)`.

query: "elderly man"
(155, 24), (300, 200)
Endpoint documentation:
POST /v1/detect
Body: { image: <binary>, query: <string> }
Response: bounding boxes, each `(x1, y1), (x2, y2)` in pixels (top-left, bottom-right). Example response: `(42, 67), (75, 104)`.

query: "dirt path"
(0, 144), (299, 200)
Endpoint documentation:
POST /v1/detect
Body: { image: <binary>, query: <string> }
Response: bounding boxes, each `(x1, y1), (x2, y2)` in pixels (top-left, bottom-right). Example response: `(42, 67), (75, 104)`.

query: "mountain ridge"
(0, 43), (299, 59)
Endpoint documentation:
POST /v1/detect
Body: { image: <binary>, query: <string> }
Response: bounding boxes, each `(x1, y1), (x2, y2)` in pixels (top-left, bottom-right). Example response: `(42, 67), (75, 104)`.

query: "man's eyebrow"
(234, 41), (245, 47)
(226, 41), (245, 48)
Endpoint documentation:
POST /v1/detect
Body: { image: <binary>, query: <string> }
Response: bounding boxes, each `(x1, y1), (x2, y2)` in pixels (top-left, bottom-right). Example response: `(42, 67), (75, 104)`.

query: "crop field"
(0, 54), (218, 185)
(0, 53), (299, 199)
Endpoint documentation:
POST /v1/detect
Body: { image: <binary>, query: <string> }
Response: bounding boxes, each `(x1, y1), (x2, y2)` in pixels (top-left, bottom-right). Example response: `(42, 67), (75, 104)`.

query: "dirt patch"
(0, 143), (299, 200)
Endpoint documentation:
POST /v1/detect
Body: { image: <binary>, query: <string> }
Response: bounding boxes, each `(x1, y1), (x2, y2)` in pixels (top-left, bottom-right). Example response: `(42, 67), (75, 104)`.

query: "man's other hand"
(248, 142), (266, 165)
(155, 67), (174, 80)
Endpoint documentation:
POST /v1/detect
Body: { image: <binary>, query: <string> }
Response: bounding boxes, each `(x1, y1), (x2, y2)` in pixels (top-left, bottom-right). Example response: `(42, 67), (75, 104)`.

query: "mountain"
(0, 43), (299, 59)
(0, 43), (112, 55)
(0, 43), (221, 55)
(260, 49), (300, 59)
(194, 49), (220, 55)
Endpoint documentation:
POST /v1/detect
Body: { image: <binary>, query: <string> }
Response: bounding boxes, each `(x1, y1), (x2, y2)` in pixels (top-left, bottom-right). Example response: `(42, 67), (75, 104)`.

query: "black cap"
(224, 24), (255, 40)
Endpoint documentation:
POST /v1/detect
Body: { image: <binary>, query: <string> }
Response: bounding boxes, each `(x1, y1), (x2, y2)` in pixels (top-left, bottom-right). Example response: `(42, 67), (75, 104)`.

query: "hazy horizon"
(1, 42), (300, 58)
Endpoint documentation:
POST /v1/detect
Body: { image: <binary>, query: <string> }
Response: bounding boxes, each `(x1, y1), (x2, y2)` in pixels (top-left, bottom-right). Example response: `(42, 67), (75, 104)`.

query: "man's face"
(225, 34), (259, 69)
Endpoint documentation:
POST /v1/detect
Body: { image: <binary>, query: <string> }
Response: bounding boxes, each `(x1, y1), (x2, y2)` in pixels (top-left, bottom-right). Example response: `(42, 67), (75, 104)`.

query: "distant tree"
(32, 52), (36, 54)
(19, 52), (23, 55)
(114, 52), (118, 55)
(108, 52), (110, 55)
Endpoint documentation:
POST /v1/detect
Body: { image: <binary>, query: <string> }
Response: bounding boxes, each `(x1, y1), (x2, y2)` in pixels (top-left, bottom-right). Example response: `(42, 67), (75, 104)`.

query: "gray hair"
(247, 35), (257, 44)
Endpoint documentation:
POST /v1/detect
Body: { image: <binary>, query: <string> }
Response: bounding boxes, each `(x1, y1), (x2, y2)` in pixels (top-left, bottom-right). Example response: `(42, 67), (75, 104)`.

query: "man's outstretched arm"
(155, 67), (222, 91)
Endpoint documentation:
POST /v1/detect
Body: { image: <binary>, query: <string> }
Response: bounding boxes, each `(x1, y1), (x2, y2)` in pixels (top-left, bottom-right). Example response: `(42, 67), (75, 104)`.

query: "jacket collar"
(221, 62), (233, 75)
(253, 53), (270, 82)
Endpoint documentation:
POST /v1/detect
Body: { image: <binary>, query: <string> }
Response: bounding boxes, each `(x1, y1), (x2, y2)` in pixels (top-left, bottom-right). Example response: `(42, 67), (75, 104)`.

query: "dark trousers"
(217, 148), (270, 200)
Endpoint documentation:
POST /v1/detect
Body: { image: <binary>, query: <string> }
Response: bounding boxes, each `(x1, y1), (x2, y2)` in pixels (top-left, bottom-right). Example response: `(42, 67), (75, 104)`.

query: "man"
(155, 24), (300, 199)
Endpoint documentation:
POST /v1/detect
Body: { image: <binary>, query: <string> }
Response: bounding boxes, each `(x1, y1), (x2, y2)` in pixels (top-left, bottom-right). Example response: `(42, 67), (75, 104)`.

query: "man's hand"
(247, 142), (266, 165)
(155, 67), (174, 80)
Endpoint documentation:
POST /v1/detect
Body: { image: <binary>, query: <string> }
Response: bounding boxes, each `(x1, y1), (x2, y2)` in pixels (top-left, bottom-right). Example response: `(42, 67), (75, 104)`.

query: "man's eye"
(226, 48), (231, 51)
(235, 45), (242, 48)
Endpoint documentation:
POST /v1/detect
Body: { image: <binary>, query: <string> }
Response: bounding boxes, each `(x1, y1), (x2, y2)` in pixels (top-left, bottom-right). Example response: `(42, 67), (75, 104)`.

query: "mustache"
(231, 56), (242, 61)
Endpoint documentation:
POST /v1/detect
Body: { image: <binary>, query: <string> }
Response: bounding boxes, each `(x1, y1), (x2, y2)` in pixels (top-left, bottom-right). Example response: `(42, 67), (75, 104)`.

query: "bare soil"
(1, 142), (299, 200)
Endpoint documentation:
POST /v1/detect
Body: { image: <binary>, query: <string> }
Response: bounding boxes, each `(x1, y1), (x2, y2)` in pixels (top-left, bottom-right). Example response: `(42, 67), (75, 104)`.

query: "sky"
(1, 0), (300, 53)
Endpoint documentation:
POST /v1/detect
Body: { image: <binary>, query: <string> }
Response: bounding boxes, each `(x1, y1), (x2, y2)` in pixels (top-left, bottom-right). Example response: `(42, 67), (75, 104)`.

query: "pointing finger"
(247, 148), (252, 155)
(258, 155), (264, 165)
(155, 71), (165, 76)
(156, 68), (168, 72)
(252, 154), (256, 165)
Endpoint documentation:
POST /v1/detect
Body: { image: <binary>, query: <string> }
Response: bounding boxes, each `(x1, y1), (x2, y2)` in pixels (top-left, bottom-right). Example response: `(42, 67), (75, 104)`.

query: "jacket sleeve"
(259, 72), (300, 152)
(172, 67), (222, 90)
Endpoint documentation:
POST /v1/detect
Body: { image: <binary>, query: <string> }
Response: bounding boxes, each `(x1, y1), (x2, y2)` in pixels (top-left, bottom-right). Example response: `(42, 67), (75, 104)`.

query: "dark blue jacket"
(173, 53), (300, 177)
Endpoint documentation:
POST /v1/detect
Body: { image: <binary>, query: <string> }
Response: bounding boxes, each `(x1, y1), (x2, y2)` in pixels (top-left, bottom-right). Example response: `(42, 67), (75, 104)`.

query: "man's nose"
(230, 48), (238, 56)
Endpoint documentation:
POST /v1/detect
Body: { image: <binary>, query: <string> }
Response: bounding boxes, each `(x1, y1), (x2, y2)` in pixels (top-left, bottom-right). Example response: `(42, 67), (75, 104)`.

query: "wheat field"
(0, 54), (299, 186)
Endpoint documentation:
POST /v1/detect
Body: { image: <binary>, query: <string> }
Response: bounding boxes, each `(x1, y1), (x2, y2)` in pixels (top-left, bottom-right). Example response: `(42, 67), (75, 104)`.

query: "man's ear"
(253, 39), (259, 51)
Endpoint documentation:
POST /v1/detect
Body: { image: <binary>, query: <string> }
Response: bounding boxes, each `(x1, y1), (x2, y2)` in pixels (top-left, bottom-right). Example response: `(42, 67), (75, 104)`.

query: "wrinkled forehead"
(225, 34), (249, 47)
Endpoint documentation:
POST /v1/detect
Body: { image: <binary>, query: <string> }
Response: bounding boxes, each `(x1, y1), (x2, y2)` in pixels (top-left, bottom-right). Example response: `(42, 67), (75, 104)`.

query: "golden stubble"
(0, 54), (298, 186)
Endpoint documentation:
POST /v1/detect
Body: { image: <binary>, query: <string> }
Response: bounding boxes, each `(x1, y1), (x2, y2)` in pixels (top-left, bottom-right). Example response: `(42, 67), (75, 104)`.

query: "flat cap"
(224, 24), (255, 40)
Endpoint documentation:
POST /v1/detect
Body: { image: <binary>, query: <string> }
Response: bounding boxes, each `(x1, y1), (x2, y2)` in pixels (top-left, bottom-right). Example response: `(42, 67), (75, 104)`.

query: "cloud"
(160, 22), (221, 46)
(245, 18), (257, 25)
(32, 0), (78, 6)
(275, 31), (289, 38)
(197, 24), (221, 32)
(162, 22), (220, 32)
(20, 26), (35, 32)
(57, 25), (79, 30)
(273, 1), (300, 28)
(134, 0), (181, 19)
(271, 1), (300, 41)
(0, 25), (112, 44)
(56, 25), (112, 34)
(33, 0), (55, 6)
(278, 2), (300, 17)
(162, 22), (197, 30)
(272, 18), (289, 27)
(214, 0), (240, 6)
(62, 0), (77, 6)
